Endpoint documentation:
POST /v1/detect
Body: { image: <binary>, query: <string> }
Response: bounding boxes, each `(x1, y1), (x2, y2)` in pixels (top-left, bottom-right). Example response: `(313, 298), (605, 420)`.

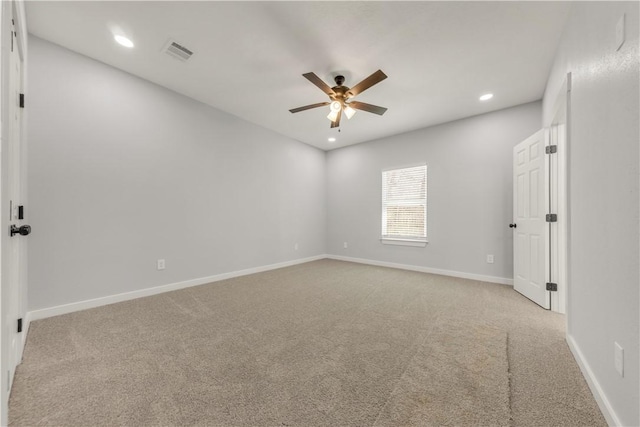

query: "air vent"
(163, 39), (194, 62)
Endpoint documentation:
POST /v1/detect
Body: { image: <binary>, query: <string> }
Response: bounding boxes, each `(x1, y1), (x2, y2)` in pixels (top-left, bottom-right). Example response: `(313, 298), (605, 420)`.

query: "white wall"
(326, 102), (541, 282)
(27, 36), (326, 311)
(542, 2), (639, 426)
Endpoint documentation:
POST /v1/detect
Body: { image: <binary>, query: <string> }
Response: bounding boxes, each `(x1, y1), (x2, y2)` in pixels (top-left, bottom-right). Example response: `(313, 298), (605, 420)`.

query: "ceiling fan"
(289, 70), (388, 128)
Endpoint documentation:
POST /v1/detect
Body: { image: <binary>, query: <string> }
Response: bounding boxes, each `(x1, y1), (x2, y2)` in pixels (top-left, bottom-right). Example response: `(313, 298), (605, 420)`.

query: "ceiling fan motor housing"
(331, 76), (350, 104)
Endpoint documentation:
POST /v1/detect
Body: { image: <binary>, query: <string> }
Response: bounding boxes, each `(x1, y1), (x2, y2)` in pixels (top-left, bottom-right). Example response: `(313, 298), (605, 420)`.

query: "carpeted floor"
(9, 259), (606, 426)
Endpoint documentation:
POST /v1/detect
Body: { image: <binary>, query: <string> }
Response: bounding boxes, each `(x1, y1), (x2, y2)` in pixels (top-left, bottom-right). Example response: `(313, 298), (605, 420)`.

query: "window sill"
(380, 238), (428, 247)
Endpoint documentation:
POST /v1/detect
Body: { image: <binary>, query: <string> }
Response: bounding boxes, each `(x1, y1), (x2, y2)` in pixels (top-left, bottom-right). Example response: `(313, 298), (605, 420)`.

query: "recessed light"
(479, 93), (493, 101)
(114, 35), (134, 48)
(328, 137), (336, 142)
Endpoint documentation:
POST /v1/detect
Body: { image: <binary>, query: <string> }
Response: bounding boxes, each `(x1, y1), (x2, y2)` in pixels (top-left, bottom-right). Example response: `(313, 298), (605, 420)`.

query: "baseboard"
(327, 254), (513, 286)
(27, 255), (326, 322)
(27, 253), (511, 322)
(566, 334), (620, 427)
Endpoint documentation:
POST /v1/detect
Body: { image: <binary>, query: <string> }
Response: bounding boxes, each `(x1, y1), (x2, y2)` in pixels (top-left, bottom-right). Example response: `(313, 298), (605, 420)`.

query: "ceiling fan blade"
(302, 72), (336, 97)
(289, 102), (330, 114)
(330, 109), (342, 128)
(347, 70), (387, 98)
(348, 100), (388, 115)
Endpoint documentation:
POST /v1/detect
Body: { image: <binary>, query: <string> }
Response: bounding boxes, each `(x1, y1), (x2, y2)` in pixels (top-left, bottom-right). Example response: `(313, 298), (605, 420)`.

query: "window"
(381, 164), (427, 246)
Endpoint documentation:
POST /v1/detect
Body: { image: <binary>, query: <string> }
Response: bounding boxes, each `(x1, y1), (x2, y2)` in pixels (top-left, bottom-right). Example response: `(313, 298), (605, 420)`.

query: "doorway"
(513, 74), (569, 313)
(548, 73), (570, 315)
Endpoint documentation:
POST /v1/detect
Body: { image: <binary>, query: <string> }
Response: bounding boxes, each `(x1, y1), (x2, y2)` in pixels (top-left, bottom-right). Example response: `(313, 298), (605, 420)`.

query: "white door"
(2, 3), (26, 397)
(513, 130), (549, 309)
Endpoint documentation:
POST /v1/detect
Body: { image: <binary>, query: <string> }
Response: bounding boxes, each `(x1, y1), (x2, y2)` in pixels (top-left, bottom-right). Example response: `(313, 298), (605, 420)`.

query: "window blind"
(381, 165), (427, 241)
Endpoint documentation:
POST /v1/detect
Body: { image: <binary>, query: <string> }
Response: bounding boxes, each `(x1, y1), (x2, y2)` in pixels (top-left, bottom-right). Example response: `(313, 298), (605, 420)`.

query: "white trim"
(12, 0), (27, 61)
(547, 73), (569, 315)
(566, 334), (620, 427)
(380, 238), (427, 247)
(27, 255), (326, 322)
(327, 254), (513, 285)
(381, 162), (427, 173)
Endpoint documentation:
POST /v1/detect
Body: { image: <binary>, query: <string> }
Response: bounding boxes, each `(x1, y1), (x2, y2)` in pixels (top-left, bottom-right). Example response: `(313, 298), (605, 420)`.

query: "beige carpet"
(9, 259), (606, 426)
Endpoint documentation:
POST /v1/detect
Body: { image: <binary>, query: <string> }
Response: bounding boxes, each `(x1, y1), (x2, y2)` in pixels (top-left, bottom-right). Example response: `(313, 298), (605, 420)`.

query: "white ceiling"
(25, 1), (571, 151)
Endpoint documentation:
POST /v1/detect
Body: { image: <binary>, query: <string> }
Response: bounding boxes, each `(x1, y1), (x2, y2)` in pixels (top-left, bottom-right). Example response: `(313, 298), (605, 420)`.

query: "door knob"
(10, 224), (31, 237)
(509, 223), (517, 228)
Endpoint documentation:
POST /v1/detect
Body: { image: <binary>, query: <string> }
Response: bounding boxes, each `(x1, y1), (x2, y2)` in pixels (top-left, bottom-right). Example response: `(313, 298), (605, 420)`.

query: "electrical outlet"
(486, 254), (494, 264)
(157, 259), (165, 270)
(614, 342), (624, 377)
(343, 242), (348, 249)
(294, 243), (299, 251)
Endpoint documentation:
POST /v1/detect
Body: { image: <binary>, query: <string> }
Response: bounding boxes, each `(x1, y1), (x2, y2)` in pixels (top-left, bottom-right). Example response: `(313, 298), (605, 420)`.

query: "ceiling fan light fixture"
(330, 101), (342, 112)
(327, 110), (339, 122)
(344, 105), (356, 119)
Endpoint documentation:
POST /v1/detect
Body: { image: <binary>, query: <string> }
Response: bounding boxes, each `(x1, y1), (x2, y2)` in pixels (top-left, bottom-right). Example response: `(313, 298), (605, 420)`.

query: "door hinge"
(546, 282), (558, 292)
(17, 318), (22, 333)
(19, 93), (24, 108)
(545, 145), (557, 154)
(546, 213), (558, 222)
